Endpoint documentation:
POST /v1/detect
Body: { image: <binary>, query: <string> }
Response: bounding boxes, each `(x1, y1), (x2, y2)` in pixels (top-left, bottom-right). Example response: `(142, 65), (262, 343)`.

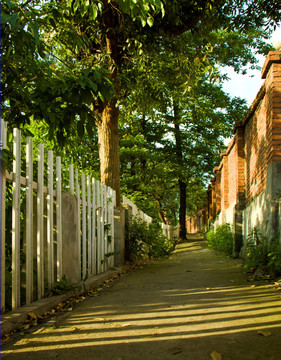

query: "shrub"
(244, 228), (281, 277)
(127, 218), (176, 261)
(206, 224), (233, 256)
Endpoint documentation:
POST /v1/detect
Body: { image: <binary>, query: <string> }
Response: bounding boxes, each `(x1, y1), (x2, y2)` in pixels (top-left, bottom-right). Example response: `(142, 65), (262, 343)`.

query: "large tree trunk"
(96, 98), (121, 206)
(95, 2), (122, 205)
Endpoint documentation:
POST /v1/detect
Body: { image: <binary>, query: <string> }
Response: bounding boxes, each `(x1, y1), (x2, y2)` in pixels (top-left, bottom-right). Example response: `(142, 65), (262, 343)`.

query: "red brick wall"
(244, 88), (267, 203)
(186, 210), (204, 233)
(214, 167), (221, 214)
(265, 62), (281, 163)
(227, 138), (238, 205)
(187, 51), (281, 234)
(220, 152), (228, 211)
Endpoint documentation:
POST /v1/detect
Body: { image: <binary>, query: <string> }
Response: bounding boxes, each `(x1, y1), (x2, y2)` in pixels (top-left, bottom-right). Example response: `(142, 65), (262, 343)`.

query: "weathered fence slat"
(26, 137), (33, 304)
(56, 156), (62, 281)
(100, 182), (105, 273)
(69, 164), (74, 196)
(81, 172), (87, 279)
(87, 175), (92, 275)
(12, 128), (21, 309)
(37, 144), (44, 299)
(110, 188), (116, 267)
(92, 178), (96, 275)
(96, 180), (101, 274)
(75, 168), (81, 279)
(1, 119), (7, 312)
(103, 185), (108, 271)
(47, 150), (54, 290)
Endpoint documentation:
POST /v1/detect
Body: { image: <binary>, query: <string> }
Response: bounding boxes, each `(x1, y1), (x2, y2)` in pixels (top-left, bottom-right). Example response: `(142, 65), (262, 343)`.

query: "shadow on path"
(2, 241), (281, 360)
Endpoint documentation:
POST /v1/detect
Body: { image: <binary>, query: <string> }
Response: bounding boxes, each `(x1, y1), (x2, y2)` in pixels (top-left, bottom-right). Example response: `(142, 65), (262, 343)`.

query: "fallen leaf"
(211, 350), (222, 360)
(258, 330), (272, 337)
(27, 312), (37, 320)
(172, 349), (182, 355)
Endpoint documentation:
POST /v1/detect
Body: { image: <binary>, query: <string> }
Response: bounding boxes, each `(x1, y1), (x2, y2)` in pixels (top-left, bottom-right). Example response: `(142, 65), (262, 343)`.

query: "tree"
(1, 0), (114, 143)
(2, 0), (280, 212)
(64, 0), (226, 205)
(117, 26), (264, 240)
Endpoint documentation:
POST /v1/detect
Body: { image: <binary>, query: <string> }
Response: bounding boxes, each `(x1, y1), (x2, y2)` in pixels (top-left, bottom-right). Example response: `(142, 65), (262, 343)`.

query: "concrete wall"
(113, 206), (125, 266)
(61, 192), (80, 284)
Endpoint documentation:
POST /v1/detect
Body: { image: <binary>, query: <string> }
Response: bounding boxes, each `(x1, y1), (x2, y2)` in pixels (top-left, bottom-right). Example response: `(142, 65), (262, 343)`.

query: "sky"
(222, 61), (265, 106)
(222, 27), (281, 106)
(221, 27), (281, 145)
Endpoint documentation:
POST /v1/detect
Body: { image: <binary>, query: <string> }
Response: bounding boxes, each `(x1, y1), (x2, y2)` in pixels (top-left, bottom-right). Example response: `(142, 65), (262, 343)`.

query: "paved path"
(2, 239), (281, 360)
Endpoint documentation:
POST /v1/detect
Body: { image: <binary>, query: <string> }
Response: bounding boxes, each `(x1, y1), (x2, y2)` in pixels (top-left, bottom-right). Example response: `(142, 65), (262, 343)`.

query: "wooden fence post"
(26, 137), (33, 304)
(87, 175), (92, 275)
(56, 156), (62, 281)
(81, 172), (86, 279)
(1, 119), (7, 312)
(101, 182), (104, 273)
(69, 164), (74, 196)
(96, 180), (101, 274)
(47, 150), (54, 290)
(92, 178), (97, 275)
(12, 128), (21, 309)
(75, 168), (81, 279)
(37, 144), (44, 299)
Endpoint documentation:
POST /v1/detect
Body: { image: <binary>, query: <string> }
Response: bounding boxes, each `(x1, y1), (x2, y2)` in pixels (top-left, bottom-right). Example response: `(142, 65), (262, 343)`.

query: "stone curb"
(1, 265), (132, 337)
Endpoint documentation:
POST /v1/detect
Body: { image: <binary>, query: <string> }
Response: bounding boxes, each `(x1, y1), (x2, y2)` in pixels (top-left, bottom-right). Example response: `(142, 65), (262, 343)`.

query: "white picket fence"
(123, 196), (179, 241)
(0, 120), (116, 313)
(123, 196), (153, 224)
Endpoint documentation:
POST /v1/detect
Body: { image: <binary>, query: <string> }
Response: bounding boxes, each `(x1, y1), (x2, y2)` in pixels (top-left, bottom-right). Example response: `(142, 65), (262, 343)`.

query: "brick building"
(188, 51), (281, 254)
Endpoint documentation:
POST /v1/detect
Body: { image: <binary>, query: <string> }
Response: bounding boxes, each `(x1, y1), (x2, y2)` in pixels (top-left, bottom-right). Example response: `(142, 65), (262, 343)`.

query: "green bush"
(206, 224), (233, 256)
(244, 228), (281, 277)
(127, 218), (176, 261)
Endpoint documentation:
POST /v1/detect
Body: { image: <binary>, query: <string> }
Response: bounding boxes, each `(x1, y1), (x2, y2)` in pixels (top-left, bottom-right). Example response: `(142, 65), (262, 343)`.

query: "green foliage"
(0, 148), (14, 173)
(244, 228), (281, 277)
(1, 0), (113, 142)
(127, 218), (176, 261)
(206, 224), (233, 256)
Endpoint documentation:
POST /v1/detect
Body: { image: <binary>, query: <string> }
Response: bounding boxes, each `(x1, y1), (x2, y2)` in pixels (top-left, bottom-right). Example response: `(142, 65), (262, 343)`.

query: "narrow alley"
(2, 237), (281, 360)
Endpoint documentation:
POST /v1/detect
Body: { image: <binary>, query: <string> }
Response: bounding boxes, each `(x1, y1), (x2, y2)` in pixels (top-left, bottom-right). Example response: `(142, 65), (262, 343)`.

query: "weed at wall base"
(243, 228), (281, 278)
(205, 224), (234, 257)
